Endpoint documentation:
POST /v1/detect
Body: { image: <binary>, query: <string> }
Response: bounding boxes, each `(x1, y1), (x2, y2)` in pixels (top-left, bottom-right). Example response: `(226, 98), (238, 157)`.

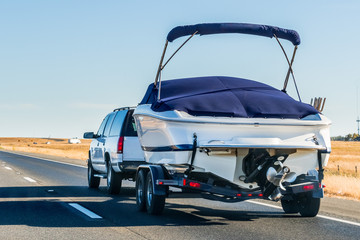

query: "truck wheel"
(281, 199), (299, 214)
(106, 160), (122, 194)
(298, 193), (320, 217)
(88, 160), (100, 188)
(136, 169), (146, 212)
(145, 171), (165, 215)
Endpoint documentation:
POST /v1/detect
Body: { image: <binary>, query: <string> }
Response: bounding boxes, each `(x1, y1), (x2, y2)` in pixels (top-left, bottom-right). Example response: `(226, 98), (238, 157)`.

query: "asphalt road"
(1, 150), (359, 240)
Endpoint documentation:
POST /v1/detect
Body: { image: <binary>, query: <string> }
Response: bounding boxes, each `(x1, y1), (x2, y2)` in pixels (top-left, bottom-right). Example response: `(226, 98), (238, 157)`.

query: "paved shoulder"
(320, 197), (360, 222)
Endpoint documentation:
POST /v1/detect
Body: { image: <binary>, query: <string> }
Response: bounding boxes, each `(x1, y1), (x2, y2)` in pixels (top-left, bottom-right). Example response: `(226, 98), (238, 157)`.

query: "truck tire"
(88, 160), (100, 189)
(106, 160), (122, 194)
(281, 199), (299, 214)
(145, 171), (165, 215)
(298, 193), (320, 217)
(136, 169), (146, 212)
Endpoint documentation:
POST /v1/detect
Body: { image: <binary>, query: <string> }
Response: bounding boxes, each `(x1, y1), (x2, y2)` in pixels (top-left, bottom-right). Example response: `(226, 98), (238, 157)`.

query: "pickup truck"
(83, 107), (145, 194)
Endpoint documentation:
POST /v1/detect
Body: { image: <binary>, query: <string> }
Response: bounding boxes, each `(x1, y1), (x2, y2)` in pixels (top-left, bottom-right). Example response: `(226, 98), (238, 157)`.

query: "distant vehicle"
(68, 138), (81, 144)
(83, 107), (145, 194)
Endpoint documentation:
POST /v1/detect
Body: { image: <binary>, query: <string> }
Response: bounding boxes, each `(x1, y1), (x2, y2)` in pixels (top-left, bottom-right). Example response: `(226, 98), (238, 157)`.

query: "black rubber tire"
(135, 170), (147, 212)
(88, 160), (100, 189)
(106, 160), (122, 195)
(281, 199), (299, 214)
(298, 193), (321, 217)
(145, 171), (165, 215)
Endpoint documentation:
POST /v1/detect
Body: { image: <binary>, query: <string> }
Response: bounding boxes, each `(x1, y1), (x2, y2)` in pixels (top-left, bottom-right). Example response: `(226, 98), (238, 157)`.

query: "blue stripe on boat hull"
(142, 144), (193, 152)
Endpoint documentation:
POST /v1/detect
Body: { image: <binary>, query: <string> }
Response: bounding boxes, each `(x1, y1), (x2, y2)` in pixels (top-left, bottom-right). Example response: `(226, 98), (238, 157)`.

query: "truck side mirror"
(83, 132), (96, 139)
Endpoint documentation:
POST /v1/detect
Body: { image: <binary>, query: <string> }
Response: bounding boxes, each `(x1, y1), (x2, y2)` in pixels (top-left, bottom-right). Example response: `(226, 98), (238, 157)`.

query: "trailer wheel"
(136, 169), (146, 212)
(88, 160), (100, 188)
(298, 193), (320, 217)
(106, 160), (122, 194)
(281, 199), (299, 214)
(145, 171), (165, 215)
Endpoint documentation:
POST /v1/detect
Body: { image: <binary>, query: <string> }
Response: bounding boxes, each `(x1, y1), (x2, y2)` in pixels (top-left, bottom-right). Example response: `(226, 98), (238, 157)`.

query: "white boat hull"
(133, 104), (331, 189)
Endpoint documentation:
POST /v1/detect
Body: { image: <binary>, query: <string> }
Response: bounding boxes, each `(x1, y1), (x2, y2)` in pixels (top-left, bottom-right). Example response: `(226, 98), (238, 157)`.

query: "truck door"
(91, 114), (110, 167)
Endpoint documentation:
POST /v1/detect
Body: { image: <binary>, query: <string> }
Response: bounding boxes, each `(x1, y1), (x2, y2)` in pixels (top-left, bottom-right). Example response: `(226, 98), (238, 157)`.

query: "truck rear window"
(109, 111), (127, 137)
(123, 111), (137, 137)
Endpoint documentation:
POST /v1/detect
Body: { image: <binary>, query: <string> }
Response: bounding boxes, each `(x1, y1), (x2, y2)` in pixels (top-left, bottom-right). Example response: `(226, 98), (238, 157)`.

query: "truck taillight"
(117, 136), (124, 153)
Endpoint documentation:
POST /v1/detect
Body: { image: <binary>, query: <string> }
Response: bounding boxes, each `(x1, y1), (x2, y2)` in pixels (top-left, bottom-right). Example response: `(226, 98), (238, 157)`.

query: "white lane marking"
(4, 166), (13, 170)
(68, 203), (102, 219)
(246, 200), (282, 209)
(1, 151), (86, 169)
(23, 177), (37, 183)
(247, 200), (360, 227)
(317, 215), (360, 227)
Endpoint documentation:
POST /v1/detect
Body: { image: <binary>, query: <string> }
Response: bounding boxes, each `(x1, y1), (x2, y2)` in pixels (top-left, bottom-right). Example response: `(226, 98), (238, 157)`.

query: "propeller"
(266, 167), (279, 185)
(266, 164), (297, 189)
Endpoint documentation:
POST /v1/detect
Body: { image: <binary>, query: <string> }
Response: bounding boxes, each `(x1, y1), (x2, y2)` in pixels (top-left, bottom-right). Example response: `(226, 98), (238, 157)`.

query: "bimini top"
(140, 76), (318, 119)
(167, 23), (300, 46)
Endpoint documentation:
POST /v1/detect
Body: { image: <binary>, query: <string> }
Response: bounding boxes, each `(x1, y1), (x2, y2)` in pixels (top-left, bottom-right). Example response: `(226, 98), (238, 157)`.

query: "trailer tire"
(88, 160), (100, 189)
(136, 169), (147, 212)
(145, 171), (165, 215)
(298, 193), (320, 217)
(281, 199), (299, 214)
(106, 160), (122, 195)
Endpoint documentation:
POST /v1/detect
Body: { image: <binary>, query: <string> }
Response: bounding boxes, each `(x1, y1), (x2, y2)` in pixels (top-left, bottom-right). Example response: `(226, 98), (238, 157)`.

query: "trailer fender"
(306, 169), (323, 198)
(137, 165), (167, 196)
(312, 188), (324, 198)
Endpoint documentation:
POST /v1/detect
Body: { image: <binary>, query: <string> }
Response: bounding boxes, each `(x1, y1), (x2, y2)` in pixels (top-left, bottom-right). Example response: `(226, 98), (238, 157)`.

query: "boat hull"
(133, 104), (331, 189)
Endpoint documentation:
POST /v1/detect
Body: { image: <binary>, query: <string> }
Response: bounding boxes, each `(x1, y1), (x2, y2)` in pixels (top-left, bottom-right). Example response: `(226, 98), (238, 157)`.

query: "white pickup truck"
(83, 107), (145, 194)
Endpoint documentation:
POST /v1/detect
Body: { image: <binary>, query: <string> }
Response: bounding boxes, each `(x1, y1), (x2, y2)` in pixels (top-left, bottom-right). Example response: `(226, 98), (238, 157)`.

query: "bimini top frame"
(154, 23), (302, 101)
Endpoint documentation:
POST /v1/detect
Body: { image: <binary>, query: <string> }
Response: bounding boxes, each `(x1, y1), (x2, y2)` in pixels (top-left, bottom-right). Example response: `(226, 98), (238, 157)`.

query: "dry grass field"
(0, 138), (359, 200)
(326, 141), (360, 176)
(0, 137), (91, 161)
(325, 141), (360, 200)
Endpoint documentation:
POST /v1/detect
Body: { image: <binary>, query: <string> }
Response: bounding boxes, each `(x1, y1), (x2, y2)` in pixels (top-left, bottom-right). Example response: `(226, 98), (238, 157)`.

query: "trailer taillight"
(117, 136), (124, 153)
(236, 193), (263, 198)
(189, 182), (201, 188)
(303, 184), (314, 191)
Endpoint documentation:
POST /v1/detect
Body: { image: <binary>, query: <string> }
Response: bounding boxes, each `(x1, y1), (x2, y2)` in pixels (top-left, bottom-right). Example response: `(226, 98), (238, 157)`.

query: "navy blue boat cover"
(167, 23), (300, 45)
(140, 76), (318, 119)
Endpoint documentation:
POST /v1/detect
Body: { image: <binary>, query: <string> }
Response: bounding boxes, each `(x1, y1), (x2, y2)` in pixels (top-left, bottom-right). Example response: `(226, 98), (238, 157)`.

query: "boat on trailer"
(133, 23), (331, 216)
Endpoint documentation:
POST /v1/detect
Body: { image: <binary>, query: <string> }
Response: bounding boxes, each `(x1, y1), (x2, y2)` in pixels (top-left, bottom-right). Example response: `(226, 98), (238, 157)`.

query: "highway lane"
(0, 150), (359, 240)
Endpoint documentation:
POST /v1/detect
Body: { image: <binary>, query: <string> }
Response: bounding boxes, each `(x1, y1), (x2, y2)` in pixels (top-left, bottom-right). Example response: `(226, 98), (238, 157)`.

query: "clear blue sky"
(0, 0), (359, 138)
